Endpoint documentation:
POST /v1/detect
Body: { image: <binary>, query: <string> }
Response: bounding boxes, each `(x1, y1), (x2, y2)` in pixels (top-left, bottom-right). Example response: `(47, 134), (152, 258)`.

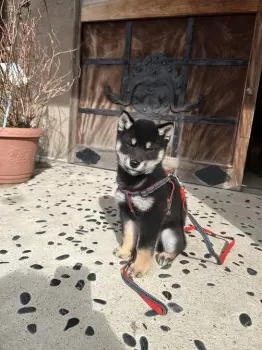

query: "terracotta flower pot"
(0, 127), (42, 184)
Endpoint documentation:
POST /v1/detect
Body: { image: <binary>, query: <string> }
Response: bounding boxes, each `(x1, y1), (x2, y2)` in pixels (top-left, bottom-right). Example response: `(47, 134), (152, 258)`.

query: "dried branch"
(0, 0), (79, 128)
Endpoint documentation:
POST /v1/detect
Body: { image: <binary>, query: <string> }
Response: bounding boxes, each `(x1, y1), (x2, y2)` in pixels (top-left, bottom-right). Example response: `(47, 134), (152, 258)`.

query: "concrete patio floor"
(0, 163), (261, 350)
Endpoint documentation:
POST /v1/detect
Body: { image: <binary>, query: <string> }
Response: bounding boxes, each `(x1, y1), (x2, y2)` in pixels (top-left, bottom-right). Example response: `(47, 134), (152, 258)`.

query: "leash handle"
(121, 265), (168, 315)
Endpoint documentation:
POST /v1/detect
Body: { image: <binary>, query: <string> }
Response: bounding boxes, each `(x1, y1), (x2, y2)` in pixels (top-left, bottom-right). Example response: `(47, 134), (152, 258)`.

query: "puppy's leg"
(114, 209), (136, 260)
(128, 213), (161, 278)
(156, 224), (186, 267)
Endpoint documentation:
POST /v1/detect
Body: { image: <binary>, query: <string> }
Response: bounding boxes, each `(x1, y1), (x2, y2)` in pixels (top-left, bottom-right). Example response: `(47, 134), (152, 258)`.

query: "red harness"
(119, 173), (235, 316)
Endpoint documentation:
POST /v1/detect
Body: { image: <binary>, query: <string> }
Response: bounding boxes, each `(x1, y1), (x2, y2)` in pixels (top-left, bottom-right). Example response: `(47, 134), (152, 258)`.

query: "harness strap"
(123, 175), (172, 218)
(125, 192), (136, 217)
(124, 176), (171, 198)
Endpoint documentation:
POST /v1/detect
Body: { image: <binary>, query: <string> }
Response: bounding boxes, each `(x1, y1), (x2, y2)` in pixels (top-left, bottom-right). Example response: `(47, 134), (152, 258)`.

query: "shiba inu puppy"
(114, 111), (187, 277)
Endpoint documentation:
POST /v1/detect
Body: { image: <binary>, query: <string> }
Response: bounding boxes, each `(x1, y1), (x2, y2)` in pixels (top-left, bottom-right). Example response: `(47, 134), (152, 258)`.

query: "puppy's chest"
(115, 188), (154, 212)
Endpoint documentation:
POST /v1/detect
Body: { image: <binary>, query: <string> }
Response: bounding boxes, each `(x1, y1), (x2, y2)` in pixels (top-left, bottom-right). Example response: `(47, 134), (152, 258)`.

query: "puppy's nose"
(130, 159), (140, 168)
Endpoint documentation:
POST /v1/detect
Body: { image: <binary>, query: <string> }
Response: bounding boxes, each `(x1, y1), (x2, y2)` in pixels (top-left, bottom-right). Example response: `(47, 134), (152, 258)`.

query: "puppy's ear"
(157, 122), (174, 141)
(118, 111), (134, 132)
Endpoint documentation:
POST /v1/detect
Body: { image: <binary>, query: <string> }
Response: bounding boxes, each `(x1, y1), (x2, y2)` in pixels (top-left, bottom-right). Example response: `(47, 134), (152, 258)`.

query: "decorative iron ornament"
(104, 53), (204, 115)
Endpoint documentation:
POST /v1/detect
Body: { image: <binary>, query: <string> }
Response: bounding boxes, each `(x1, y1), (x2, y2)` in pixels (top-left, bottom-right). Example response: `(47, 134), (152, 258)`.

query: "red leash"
(119, 174), (236, 316)
(184, 224), (235, 264)
(121, 261), (168, 315)
(182, 186), (235, 265)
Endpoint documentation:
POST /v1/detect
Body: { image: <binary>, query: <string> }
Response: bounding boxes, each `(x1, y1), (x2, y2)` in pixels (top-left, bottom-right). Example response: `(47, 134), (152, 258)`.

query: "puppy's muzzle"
(130, 160), (141, 169)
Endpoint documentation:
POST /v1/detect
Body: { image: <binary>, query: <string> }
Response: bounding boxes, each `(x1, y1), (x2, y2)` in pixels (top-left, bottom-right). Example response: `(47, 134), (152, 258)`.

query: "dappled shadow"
(99, 195), (122, 245)
(0, 266), (125, 350)
(76, 148), (101, 165)
(38, 105), (69, 161)
(186, 184), (262, 248)
(33, 161), (53, 177)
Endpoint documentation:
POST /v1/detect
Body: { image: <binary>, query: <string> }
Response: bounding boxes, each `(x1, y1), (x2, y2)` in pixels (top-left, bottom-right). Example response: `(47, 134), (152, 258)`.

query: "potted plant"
(0, 0), (76, 184)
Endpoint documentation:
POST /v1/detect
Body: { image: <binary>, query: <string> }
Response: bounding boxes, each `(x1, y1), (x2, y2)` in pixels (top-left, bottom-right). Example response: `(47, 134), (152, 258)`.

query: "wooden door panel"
(191, 15), (254, 59)
(79, 65), (123, 110)
(186, 66), (248, 118)
(76, 14), (256, 188)
(77, 113), (118, 150)
(131, 18), (187, 58)
(82, 22), (126, 58)
(179, 124), (237, 165)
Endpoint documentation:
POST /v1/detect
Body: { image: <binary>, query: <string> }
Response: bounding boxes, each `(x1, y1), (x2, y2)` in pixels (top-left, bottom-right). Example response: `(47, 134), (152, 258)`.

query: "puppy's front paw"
(113, 246), (131, 260)
(127, 261), (151, 278)
(127, 249), (152, 278)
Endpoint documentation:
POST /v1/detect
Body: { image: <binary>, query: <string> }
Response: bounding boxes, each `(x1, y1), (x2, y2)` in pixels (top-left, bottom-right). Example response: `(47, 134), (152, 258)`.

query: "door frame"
(230, 12), (262, 189)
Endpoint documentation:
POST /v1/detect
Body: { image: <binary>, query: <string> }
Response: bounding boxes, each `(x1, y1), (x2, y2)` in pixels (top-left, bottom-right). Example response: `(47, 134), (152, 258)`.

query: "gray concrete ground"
(0, 163), (261, 350)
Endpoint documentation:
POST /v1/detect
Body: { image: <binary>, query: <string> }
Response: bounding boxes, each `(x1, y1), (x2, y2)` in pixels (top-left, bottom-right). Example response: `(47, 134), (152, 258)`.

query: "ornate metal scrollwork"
(104, 52), (204, 115)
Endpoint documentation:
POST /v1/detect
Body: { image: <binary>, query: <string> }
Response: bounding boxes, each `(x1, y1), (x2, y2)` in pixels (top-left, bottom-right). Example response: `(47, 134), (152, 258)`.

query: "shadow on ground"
(99, 195), (122, 245)
(33, 161), (53, 177)
(0, 266), (125, 350)
(187, 184), (262, 247)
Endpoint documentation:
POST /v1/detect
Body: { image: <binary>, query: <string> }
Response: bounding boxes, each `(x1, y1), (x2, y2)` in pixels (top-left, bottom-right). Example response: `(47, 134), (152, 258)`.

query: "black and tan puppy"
(114, 111), (187, 277)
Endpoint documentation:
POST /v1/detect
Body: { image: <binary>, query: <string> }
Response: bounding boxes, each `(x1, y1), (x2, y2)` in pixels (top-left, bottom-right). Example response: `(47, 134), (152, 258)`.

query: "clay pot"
(0, 127), (42, 184)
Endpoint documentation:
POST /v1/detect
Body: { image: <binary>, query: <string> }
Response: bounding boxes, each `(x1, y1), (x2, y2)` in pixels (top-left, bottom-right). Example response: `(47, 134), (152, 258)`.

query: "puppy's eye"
(147, 147), (157, 152)
(128, 138), (136, 147)
(146, 144), (157, 152)
(145, 141), (155, 151)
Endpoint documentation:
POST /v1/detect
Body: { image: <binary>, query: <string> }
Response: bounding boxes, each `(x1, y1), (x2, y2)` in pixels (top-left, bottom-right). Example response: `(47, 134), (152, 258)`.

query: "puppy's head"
(116, 111), (174, 176)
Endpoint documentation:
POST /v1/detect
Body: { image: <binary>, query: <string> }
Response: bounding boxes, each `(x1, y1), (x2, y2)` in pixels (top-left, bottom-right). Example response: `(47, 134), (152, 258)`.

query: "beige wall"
(31, 0), (77, 161)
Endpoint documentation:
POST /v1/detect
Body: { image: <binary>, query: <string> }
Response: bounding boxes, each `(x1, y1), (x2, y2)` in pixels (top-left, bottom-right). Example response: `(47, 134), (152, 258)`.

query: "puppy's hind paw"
(156, 252), (176, 267)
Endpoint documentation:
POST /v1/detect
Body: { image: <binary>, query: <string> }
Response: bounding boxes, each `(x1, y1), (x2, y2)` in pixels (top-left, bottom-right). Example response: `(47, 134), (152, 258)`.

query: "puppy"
(114, 111), (187, 277)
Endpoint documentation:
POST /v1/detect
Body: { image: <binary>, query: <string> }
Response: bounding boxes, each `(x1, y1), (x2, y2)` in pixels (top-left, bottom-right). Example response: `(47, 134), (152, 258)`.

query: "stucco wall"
(31, 0), (76, 161)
